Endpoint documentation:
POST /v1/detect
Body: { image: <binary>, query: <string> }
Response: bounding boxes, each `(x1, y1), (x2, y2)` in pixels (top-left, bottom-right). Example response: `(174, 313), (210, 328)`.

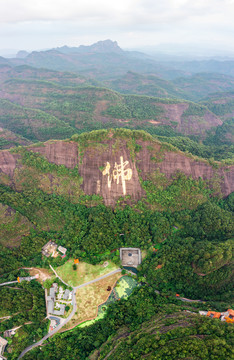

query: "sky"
(0, 0), (234, 56)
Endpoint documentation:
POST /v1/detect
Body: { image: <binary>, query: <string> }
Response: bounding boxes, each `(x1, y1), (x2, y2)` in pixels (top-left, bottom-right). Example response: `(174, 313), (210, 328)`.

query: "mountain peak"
(79, 39), (123, 54)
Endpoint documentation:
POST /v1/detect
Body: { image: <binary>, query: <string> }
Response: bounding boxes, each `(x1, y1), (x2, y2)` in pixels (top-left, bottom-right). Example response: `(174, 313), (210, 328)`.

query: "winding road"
(18, 267), (122, 359)
(17, 266), (202, 358)
(18, 288), (77, 359)
(49, 264), (122, 290)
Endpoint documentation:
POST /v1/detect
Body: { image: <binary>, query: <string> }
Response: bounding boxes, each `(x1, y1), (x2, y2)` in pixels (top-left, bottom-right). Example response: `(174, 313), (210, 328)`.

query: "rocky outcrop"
(0, 136), (233, 205)
(29, 141), (78, 168)
(158, 103), (222, 135)
(79, 141), (144, 206)
(0, 151), (18, 177)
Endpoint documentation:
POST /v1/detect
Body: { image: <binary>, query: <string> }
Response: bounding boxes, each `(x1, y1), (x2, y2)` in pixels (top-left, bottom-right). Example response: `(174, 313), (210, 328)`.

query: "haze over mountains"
(0, 40), (233, 161)
(0, 38), (234, 360)
(1, 40), (234, 80)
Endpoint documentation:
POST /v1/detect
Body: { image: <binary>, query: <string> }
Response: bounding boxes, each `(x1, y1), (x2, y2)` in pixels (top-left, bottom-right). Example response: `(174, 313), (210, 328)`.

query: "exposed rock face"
(79, 141), (144, 206)
(136, 142), (234, 197)
(0, 151), (18, 177)
(29, 141), (78, 168)
(158, 103), (222, 135)
(0, 137), (233, 205)
(157, 152), (233, 197)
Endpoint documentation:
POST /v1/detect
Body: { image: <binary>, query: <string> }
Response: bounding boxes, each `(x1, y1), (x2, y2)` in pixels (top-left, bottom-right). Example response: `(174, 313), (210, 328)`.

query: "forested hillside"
(23, 289), (234, 360)
(105, 71), (234, 101)
(0, 130), (233, 298)
(0, 41), (233, 360)
(0, 59), (233, 165)
(0, 76), (223, 140)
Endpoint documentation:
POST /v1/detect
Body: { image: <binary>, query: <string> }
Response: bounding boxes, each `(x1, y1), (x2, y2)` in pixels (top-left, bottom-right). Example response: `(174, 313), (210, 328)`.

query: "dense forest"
(0, 44), (233, 359)
(22, 287), (234, 360)
(0, 184), (233, 302)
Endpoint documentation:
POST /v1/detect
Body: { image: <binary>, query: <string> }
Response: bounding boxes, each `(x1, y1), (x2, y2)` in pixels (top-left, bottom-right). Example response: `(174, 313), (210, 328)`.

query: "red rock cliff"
(0, 137), (233, 206)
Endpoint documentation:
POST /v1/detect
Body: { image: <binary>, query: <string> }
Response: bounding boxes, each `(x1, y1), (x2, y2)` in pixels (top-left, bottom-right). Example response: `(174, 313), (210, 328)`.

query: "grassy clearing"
(55, 260), (119, 287)
(61, 273), (122, 331)
(115, 276), (138, 298)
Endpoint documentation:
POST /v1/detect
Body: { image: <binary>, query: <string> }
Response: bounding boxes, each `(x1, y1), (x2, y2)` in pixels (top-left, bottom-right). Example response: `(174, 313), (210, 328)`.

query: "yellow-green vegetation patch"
(95, 276), (138, 319)
(61, 272), (122, 331)
(78, 311), (105, 328)
(55, 260), (119, 287)
(0, 203), (32, 247)
(114, 276), (138, 299)
(114, 277), (130, 298)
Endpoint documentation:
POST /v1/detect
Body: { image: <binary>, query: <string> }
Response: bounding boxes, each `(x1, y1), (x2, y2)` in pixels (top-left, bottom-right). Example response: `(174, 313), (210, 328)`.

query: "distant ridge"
(6, 40), (187, 80)
(56, 40), (123, 54)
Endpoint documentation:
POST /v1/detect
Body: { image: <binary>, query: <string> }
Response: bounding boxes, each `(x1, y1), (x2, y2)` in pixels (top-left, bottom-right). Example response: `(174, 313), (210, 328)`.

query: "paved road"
(18, 289), (77, 359)
(179, 297), (204, 303)
(49, 265), (70, 287)
(17, 266), (204, 359)
(74, 269), (122, 289)
(0, 280), (18, 286)
(0, 276), (37, 287)
(18, 268), (122, 359)
(49, 265), (122, 290)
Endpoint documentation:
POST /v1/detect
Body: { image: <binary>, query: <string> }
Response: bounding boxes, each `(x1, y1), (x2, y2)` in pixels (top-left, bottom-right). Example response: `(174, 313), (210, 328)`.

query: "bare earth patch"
(24, 267), (53, 284)
(61, 273), (122, 331)
(148, 120), (161, 125)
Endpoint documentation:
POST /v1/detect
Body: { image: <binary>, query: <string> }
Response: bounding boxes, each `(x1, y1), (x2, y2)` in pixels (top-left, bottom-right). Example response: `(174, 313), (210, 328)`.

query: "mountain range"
(0, 40), (233, 360)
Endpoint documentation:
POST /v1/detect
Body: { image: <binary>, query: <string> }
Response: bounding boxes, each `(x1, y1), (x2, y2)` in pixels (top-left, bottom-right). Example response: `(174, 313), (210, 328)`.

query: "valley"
(0, 40), (233, 360)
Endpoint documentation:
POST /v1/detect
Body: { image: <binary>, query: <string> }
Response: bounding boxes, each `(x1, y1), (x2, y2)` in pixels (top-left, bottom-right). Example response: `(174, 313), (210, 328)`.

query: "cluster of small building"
(199, 309), (234, 323)
(47, 283), (72, 317)
(0, 336), (7, 360)
(42, 241), (67, 258)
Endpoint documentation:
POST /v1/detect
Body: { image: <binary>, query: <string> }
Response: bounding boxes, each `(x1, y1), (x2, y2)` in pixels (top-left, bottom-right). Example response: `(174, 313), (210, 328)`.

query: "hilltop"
(0, 40), (233, 360)
(0, 129), (233, 208)
(105, 71), (234, 102)
(0, 60), (233, 160)
(0, 70), (223, 142)
(0, 129), (233, 360)
(7, 40), (186, 80)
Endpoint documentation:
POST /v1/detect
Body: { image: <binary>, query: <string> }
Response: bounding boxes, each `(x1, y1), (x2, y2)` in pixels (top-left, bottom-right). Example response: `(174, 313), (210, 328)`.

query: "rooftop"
(0, 336), (7, 356)
(120, 248), (141, 268)
(63, 289), (70, 300)
(0, 338), (8, 347)
(58, 246), (67, 255)
(53, 304), (65, 316)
